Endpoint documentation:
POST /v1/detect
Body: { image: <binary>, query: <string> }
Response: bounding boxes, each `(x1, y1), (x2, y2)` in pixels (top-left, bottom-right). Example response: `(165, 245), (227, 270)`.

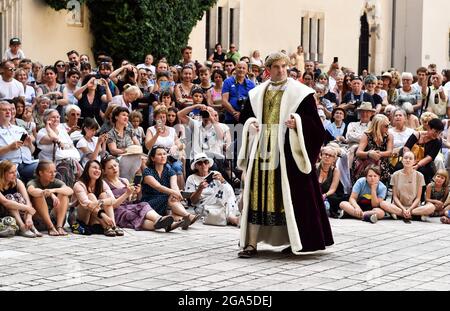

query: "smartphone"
(20, 133), (28, 142)
(133, 174), (143, 186)
(77, 117), (84, 128)
(333, 57), (339, 63)
(204, 172), (215, 184)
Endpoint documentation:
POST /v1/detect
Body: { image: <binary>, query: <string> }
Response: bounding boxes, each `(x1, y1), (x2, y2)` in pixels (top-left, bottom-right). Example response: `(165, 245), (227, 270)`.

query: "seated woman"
(185, 153), (240, 226)
(423, 170), (450, 218)
(106, 107), (142, 181)
(27, 160), (73, 236)
(61, 104), (83, 143)
(380, 151), (432, 223)
(141, 146), (199, 229)
(325, 108), (347, 145)
(316, 146), (347, 218)
(339, 165), (387, 223)
(403, 118), (444, 184)
(351, 114), (393, 185)
(36, 108), (82, 187)
(72, 160), (123, 237)
(77, 118), (108, 168)
(102, 156), (184, 232)
(0, 160), (40, 238)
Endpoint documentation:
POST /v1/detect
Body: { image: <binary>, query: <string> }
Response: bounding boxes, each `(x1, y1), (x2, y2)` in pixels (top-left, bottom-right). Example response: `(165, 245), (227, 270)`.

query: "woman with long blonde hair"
(351, 114), (393, 185)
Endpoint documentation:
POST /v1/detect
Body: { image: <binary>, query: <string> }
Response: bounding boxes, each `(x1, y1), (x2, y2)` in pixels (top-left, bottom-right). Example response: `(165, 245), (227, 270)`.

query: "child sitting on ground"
(423, 169), (449, 218)
(129, 111), (145, 145)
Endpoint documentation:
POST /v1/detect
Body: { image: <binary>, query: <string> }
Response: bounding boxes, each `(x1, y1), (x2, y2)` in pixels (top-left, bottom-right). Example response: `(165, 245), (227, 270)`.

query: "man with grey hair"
(0, 101), (37, 184)
(237, 52), (333, 258)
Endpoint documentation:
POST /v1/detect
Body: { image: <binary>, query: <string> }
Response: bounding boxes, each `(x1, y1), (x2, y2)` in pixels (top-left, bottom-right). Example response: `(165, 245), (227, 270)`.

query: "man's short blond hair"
(265, 52), (290, 68)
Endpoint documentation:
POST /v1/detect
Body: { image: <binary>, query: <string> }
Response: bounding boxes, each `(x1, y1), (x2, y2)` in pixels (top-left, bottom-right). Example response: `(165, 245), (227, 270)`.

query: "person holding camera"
(185, 153), (240, 226)
(145, 106), (185, 189)
(77, 118), (108, 167)
(109, 64), (139, 93)
(74, 74), (112, 126)
(177, 97), (226, 168)
(221, 61), (255, 124)
(0, 101), (37, 185)
(339, 75), (374, 124)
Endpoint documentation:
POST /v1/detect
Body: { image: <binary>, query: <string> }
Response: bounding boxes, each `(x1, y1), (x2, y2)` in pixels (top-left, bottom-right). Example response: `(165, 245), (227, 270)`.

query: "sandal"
(238, 245), (257, 258)
(48, 227), (59, 236)
(56, 226), (68, 236)
(104, 227), (116, 237)
(154, 216), (174, 230)
(113, 227), (124, 236)
(166, 219), (185, 232)
(189, 214), (201, 225)
(181, 214), (193, 230)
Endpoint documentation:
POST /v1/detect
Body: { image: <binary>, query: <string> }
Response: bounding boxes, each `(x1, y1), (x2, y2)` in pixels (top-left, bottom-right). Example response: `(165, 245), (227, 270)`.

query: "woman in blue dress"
(141, 146), (200, 229)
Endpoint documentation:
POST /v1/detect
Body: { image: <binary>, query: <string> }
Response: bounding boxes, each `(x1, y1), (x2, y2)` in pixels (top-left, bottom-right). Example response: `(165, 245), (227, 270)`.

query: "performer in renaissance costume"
(237, 52), (334, 258)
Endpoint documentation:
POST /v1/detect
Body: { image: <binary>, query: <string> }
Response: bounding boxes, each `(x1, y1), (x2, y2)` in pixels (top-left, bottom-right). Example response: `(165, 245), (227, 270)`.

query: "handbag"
(411, 144), (425, 162)
(203, 207), (227, 226)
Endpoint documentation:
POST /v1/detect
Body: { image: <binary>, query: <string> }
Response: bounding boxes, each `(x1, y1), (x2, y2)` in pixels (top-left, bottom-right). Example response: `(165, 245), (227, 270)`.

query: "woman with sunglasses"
(317, 145), (346, 218)
(423, 73), (448, 119)
(54, 60), (67, 84)
(185, 153), (240, 226)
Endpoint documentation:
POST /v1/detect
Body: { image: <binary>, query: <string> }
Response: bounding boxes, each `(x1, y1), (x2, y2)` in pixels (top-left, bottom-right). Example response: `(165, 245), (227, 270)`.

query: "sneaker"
(71, 220), (92, 235)
(363, 214), (378, 224)
(336, 209), (344, 219)
(391, 213), (398, 220)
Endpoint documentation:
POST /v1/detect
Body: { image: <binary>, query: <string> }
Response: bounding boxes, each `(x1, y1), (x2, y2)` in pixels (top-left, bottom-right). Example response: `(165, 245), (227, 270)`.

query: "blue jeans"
(17, 162), (38, 185)
(169, 160), (183, 176)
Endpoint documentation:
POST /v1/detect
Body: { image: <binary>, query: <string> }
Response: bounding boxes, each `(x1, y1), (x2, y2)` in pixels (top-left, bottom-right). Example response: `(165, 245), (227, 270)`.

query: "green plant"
(44, 0), (217, 64)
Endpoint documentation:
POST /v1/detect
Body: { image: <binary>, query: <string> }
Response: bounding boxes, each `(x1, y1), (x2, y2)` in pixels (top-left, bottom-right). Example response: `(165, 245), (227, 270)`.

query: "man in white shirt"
(0, 61), (25, 100)
(2, 38), (25, 61)
(137, 54), (156, 76)
(0, 101), (37, 184)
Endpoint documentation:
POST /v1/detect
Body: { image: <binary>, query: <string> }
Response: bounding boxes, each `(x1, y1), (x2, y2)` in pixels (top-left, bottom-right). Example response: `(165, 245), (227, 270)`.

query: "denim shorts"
(169, 160), (183, 175)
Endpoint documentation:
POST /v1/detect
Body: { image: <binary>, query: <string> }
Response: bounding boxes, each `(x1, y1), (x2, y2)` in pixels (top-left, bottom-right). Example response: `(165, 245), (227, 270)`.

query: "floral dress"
(351, 133), (390, 185)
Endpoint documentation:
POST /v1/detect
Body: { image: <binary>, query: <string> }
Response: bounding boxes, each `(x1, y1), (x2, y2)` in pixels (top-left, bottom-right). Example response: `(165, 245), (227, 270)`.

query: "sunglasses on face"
(197, 160), (209, 165)
(56, 64), (65, 68)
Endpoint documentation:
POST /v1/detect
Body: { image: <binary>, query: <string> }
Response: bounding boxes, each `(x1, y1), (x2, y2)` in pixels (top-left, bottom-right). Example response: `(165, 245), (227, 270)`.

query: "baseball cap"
(9, 38), (21, 45)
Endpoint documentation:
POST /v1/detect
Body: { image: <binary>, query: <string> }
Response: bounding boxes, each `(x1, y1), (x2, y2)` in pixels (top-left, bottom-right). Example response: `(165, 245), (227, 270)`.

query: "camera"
(200, 110), (210, 119)
(69, 61), (76, 68)
(237, 97), (248, 110)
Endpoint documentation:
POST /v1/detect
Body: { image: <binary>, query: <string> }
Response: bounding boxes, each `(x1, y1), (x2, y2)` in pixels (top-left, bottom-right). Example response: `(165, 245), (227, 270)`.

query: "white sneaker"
(420, 216), (429, 222)
(391, 213), (398, 220)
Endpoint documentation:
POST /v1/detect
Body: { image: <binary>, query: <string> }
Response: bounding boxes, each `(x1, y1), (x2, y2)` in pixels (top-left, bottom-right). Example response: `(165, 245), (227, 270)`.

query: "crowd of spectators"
(1, 36), (450, 238)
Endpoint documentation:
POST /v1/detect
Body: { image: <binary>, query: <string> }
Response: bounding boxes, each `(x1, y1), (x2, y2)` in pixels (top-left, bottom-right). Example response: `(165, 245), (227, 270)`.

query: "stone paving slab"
(1, 218), (450, 291)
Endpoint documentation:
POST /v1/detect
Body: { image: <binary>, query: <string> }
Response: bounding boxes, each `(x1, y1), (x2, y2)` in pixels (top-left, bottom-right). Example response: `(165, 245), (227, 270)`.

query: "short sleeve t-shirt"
(352, 177), (387, 201)
(27, 178), (65, 190)
(390, 170), (425, 206)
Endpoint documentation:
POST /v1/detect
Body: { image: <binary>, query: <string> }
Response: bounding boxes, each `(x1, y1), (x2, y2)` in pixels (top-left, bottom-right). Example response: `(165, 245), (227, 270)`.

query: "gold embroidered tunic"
(249, 86), (286, 226)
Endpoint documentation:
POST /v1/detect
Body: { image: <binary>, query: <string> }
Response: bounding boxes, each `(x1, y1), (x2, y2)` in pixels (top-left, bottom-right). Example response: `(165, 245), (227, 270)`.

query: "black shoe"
(281, 246), (292, 254)
(238, 245), (257, 258)
(154, 216), (174, 230)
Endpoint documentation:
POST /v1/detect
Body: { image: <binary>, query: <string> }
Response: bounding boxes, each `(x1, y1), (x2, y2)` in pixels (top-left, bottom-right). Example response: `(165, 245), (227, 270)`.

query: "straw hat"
(122, 145), (147, 157)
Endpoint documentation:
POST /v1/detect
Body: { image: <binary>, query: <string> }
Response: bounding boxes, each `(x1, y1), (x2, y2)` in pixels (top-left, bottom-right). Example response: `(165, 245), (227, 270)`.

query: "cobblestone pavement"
(0, 217), (449, 291)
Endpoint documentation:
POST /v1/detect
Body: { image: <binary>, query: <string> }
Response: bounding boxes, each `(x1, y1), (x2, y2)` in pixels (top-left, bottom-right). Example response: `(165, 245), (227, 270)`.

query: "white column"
(302, 14), (310, 60)
(310, 16), (318, 62)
